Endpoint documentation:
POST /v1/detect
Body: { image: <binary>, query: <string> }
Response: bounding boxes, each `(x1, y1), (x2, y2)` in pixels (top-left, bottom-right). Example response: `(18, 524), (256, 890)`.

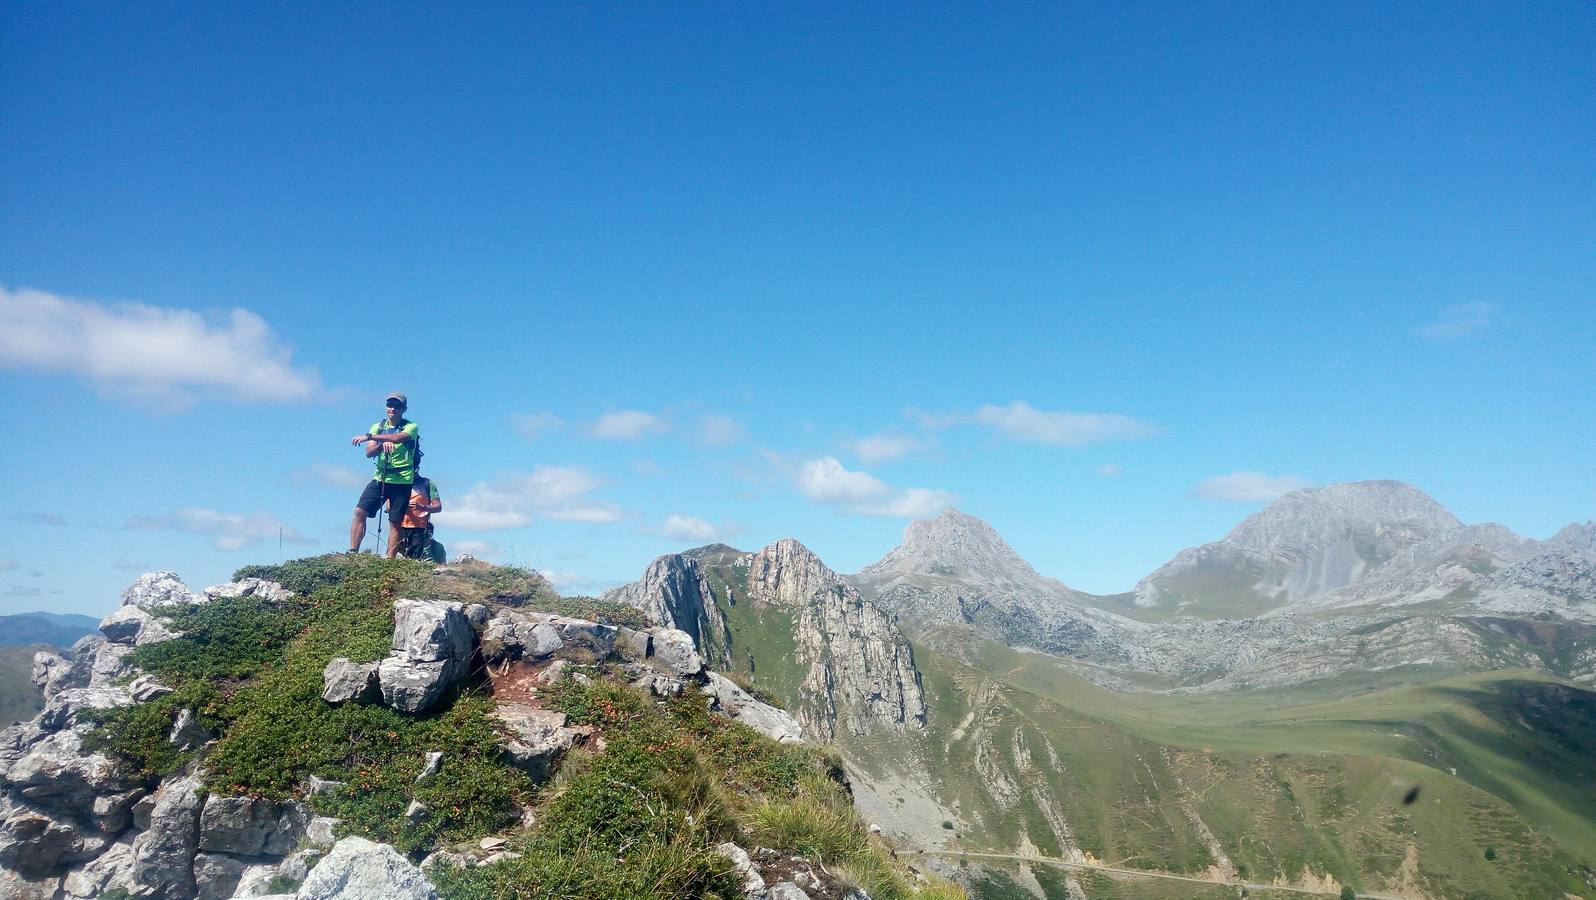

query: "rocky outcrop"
(610, 539), (928, 740)
(321, 658), (380, 704)
(378, 599), (476, 713)
(795, 585), (926, 741)
(600, 551), (733, 667)
(296, 835), (439, 900)
(702, 673), (804, 744)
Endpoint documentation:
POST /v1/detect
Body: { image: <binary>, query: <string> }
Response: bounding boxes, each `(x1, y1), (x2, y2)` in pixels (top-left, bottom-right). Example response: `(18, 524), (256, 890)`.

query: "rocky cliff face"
(598, 552), (733, 668)
(608, 539), (928, 740)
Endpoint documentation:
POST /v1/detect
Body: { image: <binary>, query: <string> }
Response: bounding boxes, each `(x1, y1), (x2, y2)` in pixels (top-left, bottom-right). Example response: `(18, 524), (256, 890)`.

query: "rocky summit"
(1, 557), (956, 900)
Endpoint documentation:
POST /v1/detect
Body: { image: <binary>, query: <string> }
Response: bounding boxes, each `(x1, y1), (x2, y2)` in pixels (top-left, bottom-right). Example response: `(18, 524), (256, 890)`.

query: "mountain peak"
(860, 508), (1072, 595)
(1224, 480), (1463, 552)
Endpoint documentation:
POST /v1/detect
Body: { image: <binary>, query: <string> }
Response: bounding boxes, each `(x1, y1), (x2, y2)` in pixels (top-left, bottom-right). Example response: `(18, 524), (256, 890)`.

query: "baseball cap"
(385, 391), (408, 407)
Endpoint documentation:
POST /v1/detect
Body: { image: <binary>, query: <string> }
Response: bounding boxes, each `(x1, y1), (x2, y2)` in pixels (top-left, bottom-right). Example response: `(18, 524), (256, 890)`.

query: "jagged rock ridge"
(605, 538), (927, 741)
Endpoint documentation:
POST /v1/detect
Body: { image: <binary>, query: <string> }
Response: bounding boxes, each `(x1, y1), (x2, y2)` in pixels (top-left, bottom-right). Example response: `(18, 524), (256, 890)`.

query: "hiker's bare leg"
(349, 509), (367, 552)
(386, 524), (400, 558)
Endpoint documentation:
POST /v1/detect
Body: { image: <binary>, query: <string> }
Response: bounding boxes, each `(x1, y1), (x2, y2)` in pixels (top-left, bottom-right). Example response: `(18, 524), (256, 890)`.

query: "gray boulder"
(198, 795), (309, 857)
(378, 658), (456, 714)
(61, 836), (134, 897)
(0, 795), (107, 875)
(391, 599), (472, 664)
(714, 841), (766, 897)
(194, 851), (251, 900)
(320, 658), (380, 704)
(491, 705), (585, 781)
(121, 571), (208, 609)
(0, 868), (63, 900)
(702, 672), (805, 744)
(205, 577), (293, 605)
(769, 883), (813, 900)
(651, 628), (703, 676)
(100, 603), (180, 646)
(127, 773), (205, 899)
(296, 835), (439, 900)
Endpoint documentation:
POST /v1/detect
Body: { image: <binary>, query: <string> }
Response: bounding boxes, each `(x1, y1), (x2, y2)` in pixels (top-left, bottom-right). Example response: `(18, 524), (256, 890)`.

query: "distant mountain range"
(603, 481), (1596, 897)
(0, 611), (100, 649)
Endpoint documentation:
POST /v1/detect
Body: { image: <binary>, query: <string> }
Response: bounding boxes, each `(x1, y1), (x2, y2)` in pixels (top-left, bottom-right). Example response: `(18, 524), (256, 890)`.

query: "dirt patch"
(750, 849), (854, 900)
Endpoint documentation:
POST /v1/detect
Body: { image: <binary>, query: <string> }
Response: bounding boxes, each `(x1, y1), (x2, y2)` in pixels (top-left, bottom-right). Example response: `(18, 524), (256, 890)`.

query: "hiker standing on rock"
(348, 391), (420, 557)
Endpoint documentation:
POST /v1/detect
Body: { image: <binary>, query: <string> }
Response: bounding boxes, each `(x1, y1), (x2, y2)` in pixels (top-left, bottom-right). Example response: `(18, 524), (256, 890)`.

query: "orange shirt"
(401, 477), (440, 529)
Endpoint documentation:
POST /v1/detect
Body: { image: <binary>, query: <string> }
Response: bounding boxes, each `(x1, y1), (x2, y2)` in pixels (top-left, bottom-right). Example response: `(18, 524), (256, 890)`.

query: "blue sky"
(3, 2), (1592, 616)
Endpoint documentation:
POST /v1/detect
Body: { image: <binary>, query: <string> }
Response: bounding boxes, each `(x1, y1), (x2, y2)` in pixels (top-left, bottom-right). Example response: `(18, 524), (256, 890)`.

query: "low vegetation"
(82, 553), (960, 899)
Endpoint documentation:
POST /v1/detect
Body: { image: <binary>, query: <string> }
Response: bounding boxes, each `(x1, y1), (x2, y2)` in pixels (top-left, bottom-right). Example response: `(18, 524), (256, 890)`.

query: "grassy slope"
(904, 639), (1594, 899)
(0, 645), (45, 726)
(79, 553), (959, 900)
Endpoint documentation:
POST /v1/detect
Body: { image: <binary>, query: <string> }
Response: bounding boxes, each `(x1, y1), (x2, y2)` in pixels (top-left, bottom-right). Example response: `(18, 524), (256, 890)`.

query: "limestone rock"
(121, 571), (208, 610)
(491, 705), (585, 780)
(205, 577), (293, 605)
(320, 658), (380, 705)
(601, 551), (733, 667)
(714, 841), (766, 897)
(305, 816), (340, 849)
(198, 795), (308, 857)
(61, 837), (134, 897)
(702, 673), (804, 744)
(650, 628), (703, 676)
(378, 658), (456, 714)
(0, 867), (62, 900)
(100, 603), (180, 646)
(194, 851), (250, 900)
(297, 835), (439, 900)
(391, 599), (473, 663)
(169, 707), (212, 751)
(769, 883), (813, 900)
(0, 795), (107, 875)
(127, 773), (205, 899)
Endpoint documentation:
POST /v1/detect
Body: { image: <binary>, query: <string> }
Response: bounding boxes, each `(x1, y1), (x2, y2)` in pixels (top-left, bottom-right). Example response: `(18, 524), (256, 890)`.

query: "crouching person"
(398, 475), (445, 562)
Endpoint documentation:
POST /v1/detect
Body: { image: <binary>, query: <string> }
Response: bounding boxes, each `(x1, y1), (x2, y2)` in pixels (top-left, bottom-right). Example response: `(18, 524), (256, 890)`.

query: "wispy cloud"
(0, 285), (326, 411)
(111, 560), (152, 572)
(1414, 302), (1496, 341)
(510, 411), (565, 440)
(698, 414), (745, 447)
(1192, 471), (1314, 503)
(913, 401), (1154, 446)
(851, 431), (931, 464)
(589, 410), (669, 441)
(18, 512), (68, 527)
(649, 514), (724, 542)
(437, 465), (623, 530)
(289, 463), (370, 490)
(1097, 463), (1123, 477)
(796, 457), (956, 518)
(449, 540), (503, 560)
(0, 559), (16, 572)
(3, 586), (61, 598)
(125, 508), (314, 551)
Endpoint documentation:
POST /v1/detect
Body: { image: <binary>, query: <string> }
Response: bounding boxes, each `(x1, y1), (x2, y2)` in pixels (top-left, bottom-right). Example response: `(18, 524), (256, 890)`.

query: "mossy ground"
(83, 553), (962, 899)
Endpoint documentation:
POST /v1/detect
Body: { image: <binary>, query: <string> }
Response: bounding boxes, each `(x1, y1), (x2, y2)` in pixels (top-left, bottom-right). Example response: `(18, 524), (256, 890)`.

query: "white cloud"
(855, 487), (958, 518)
(537, 569), (587, 590)
(798, 457), (891, 503)
(661, 514), (718, 542)
(510, 411), (565, 440)
(0, 559), (16, 572)
(589, 410), (669, 441)
(631, 458), (663, 477)
(912, 401), (1153, 445)
(436, 465), (622, 531)
(290, 463), (369, 490)
(1097, 464), (1123, 477)
(126, 508), (314, 551)
(796, 457), (955, 518)
(972, 402), (1154, 445)
(19, 512), (68, 526)
(1414, 302), (1495, 341)
(542, 504), (624, 523)
(0, 286), (325, 410)
(699, 414), (745, 447)
(851, 432), (930, 463)
(1193, 471), (1314, 503)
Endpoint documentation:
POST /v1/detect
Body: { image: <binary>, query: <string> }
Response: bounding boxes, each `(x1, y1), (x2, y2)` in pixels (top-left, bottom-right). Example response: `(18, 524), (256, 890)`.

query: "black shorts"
(357, 479), (412, 526)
